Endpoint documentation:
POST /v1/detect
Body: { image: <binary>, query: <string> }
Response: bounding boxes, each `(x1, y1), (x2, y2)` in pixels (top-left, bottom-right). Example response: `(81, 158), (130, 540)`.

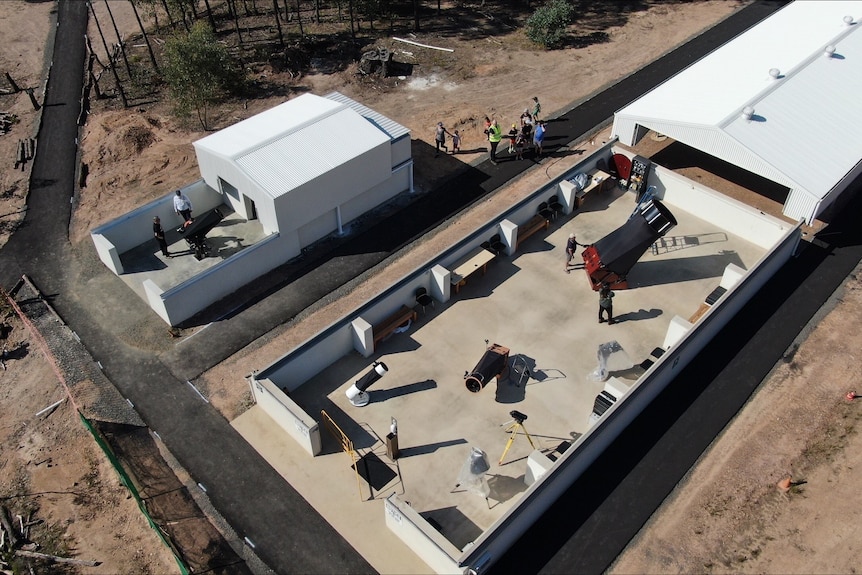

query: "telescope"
(582, 197), (676, 290)
(181, 207), (224, 260)
(509, 410), (527, 424)
(346, 361), (388, 407)
(464, 343), (510, 393)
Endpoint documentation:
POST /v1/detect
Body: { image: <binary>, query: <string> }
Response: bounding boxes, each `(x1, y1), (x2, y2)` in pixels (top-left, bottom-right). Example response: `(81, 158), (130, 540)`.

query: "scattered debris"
(0, 112), (18, 135)
(14, 138), (36, 170)
(358, 47), (393, 76)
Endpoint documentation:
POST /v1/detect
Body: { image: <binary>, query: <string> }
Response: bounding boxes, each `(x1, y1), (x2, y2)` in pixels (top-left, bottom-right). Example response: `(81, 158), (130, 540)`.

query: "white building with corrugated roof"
(194, 91), (413, 251)
(612, 0), (862, 225)
(90, 92), (412, 325)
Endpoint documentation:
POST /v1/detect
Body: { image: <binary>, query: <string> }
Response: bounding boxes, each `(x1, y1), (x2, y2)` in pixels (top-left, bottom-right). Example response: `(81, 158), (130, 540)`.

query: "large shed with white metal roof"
(612, 0), (862, 225)
(194, 91), (413, 254)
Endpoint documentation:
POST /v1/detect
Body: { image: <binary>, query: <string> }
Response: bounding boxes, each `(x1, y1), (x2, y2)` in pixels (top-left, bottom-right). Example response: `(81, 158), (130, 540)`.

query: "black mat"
(352, 451), (397, 491)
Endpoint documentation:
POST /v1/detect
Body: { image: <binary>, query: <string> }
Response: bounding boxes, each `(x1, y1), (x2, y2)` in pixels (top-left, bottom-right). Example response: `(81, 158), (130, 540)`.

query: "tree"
(162, 22), (245, 129)
(130, 0), (160, 73)
(526, 0), (574, 49)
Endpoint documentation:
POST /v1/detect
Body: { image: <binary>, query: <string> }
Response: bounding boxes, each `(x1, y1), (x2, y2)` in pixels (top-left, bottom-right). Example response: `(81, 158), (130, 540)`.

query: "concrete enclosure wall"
(250, 144), (802, 573)
(155, 232), (285, 326)
(457, 222), (802, 573)
(250, 377), (321, 456)
(652, 165), (792, 249)
(91, 180), (224, 257)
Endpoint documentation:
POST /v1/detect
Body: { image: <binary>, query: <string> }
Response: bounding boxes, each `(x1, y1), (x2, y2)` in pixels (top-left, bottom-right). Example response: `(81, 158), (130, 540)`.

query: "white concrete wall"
(651, 165), (792, 249)
(457, 223), (802, 573)
(259, 268), (439, 388)
(90, 180), (223, 257)
(91, 233), (123, 275)
(156, 232), (286, 325)
(250, 377), (321, 456)
(262, 323), (356, 392)
(384, 494), (462, 574)
(246, 142), (803, 573)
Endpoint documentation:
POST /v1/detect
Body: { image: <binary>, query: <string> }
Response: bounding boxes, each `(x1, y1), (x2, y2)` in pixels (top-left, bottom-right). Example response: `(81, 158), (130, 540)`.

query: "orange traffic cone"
(776, 475), (792, 493)
(846, 391), (858, 401)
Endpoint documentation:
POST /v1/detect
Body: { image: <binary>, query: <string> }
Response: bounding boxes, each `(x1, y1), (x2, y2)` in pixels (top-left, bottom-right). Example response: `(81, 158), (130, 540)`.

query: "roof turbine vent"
(843, 15), (855, 25)
(768, 68), (781, 79)
(825, 44), (837, 58)
(741, 106), (755, 121)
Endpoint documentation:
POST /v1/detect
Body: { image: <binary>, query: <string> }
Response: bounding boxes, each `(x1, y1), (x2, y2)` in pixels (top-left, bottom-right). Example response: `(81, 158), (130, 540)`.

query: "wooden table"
(575, 169), (611, 206)
(450, 246), (496, 293)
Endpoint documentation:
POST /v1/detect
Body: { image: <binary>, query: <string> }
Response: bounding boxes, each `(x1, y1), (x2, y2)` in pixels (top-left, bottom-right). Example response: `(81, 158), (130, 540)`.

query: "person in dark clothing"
(153, 216), (171, 258)
(599, 284), (615, 324)
(565, 232), (587, 273)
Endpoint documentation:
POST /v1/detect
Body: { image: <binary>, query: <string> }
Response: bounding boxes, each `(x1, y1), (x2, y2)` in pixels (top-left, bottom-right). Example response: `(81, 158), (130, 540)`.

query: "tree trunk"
(295, 0), (304, 36)
(227, 0), (243, 45)
(413, 0), (419, 32)
(88, 1), (127, 107)
(272, 0), (284, 47)
(103, 0), (133, 79)
(315, 0), (320, 23)
(202, 0), (217, 30)
(130, 0), (159, 73)
(348, 0), (356, 42)
(160, 0), (176, 29)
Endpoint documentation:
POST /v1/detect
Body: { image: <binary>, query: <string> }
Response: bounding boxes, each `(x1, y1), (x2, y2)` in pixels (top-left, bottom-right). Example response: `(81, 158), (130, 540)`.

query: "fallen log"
(0, 505), (20, 548)
(14, 550), (100, 567)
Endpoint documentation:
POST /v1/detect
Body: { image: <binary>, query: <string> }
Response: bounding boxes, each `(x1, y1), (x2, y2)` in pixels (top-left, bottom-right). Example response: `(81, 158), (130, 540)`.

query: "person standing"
(564, 232), (587, 273)
(533, 121), (546, 157)
(598, 284), (615, 324)
(434, 122), (451, 157)
(520, 112), (534, 151)
(451, 129), (461, 154)
(515, 132), (525, 160)
(153, 216), (171, 258)
(531, 96), (541, 121)
(173, 189), (193, 230)
(507, 124), (519, 153)
(452, 130), (461, 155)
(487, 120), (502, 164)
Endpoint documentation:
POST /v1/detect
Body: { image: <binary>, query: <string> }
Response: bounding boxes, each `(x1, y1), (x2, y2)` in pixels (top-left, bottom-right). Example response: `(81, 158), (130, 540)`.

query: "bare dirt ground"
(5, 0), (862, 573)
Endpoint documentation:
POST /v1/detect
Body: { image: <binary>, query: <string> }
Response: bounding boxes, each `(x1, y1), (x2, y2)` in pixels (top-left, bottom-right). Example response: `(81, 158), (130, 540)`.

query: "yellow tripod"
(499, 410), (536, 465)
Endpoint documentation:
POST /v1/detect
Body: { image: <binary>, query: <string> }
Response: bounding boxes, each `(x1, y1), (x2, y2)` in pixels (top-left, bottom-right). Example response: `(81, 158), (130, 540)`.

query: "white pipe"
(392, 37), (454, 52)
(35, 398), (66, 418)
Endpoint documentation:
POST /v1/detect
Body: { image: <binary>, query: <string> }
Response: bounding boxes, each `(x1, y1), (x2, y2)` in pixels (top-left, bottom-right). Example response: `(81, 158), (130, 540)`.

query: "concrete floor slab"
(234, 177), (768, 573)
(117, 206), (268, 301)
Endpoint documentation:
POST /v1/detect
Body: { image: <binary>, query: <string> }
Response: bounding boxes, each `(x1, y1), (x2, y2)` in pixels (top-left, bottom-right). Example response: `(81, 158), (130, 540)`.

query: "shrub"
(526, 0), (575, 49)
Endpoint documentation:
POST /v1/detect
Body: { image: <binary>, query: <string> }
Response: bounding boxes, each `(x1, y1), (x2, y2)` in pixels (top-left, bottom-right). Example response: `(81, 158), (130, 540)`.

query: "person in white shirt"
(173, 190), (193, 230)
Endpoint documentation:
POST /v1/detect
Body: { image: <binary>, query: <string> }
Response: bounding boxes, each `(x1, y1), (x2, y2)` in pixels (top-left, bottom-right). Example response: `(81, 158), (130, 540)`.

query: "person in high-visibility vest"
(487, 120), (503, 164)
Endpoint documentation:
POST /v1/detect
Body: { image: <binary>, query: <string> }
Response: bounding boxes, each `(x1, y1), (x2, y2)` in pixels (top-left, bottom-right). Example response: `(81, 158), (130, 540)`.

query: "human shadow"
(611, 308), (663, 324)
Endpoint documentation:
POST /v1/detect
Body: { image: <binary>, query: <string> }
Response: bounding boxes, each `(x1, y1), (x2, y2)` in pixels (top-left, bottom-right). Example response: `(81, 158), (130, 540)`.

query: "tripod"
(499, 410), (536, 465)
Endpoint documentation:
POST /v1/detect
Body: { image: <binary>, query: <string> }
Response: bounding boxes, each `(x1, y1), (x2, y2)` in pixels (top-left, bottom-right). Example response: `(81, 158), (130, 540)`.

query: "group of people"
(566, 231), (616, 324)
(434, 122), (461, 157)
(152, 189), (194, 259)
(434, 96), (545, 164)
(484, 97), (544, 164)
